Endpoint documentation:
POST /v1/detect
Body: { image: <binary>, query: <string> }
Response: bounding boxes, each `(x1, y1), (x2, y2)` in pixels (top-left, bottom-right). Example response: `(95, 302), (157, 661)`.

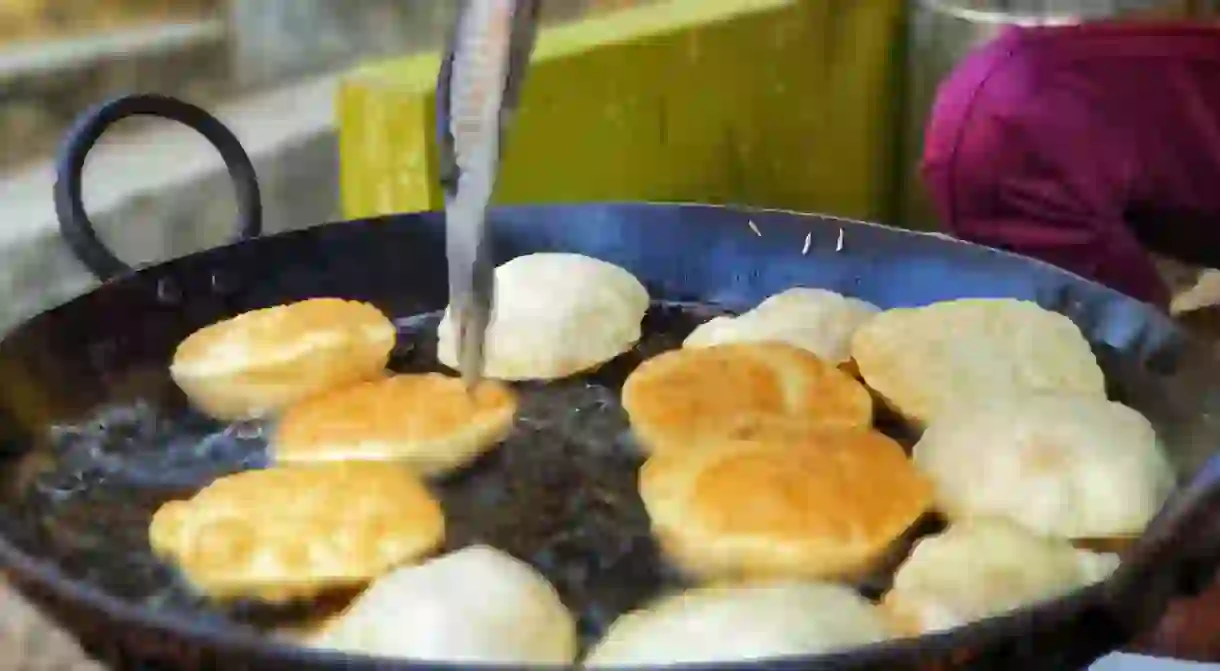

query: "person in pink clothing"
(921, 22), (1220, 309)
(923, 23), (1220, 661)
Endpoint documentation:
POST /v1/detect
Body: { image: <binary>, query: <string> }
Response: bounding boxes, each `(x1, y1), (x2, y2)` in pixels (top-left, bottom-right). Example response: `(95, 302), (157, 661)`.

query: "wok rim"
(0, 534), (1112, 669)
(0, 201), (1157, 668)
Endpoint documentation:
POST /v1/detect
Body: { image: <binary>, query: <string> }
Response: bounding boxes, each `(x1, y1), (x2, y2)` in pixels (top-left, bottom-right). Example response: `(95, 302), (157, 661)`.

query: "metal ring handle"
(54, 94), (263, 282)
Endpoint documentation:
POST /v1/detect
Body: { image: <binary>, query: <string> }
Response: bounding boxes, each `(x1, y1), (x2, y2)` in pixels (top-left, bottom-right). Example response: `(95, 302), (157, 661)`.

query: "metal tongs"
(436, 0), (541, 390)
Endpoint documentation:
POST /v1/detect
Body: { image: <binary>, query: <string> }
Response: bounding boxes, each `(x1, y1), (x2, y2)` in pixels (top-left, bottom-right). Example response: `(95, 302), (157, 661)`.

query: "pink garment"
(921, 23), (1220, 308)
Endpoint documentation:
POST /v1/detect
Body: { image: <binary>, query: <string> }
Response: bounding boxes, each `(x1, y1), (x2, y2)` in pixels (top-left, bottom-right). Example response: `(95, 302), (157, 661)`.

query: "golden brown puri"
(849, 298), (1106, 427)
(272, 373), (517, 476)
(170, 298), (397, 421)
(148, 462), (444, 603)
(639, 421), (933, 582)
(621, 342), (874, 455)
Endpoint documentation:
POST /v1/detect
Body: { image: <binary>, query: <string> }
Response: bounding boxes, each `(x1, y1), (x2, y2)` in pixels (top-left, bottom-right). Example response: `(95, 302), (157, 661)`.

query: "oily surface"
(3, 299), (1220, 666)
(1, 304), (717, 652)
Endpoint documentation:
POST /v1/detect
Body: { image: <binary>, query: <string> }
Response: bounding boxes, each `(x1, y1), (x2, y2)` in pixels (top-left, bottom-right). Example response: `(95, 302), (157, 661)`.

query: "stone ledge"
(0, 19), (232, 170)
(0, 73), (341, 335)
(0, 19), (225, 82)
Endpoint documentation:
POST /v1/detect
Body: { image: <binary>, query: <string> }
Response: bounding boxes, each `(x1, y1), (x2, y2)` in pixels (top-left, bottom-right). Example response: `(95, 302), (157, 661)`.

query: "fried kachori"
(621, 342), (873, 455)
(309, 545), (577, 665)
(584, 582), (894, 667)
(148, 462), (444, 603)
(684, 288), (879, 365)
(170, 298), (397, 421)
(639, 420), (933, 581)
(882, 518), (1120, 635)
(436, 253), (649, 381)
(912, 393), (1175, 540)
(272, 373), (517, 476)
(850, 298), (1106, 426)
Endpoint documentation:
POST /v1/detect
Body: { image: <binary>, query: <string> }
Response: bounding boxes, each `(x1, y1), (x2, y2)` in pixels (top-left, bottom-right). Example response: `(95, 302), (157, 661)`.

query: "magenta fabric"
(921, 23), (1220, 308)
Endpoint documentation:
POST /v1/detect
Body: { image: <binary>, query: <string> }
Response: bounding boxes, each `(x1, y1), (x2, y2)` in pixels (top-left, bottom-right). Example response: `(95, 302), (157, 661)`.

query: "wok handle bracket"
(1104, 453), (1220, 637)
(54, 94), (263, 283)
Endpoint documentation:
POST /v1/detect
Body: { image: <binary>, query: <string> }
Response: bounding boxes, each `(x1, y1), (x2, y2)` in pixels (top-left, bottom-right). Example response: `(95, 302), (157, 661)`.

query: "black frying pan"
(2, 94), (1220, 671)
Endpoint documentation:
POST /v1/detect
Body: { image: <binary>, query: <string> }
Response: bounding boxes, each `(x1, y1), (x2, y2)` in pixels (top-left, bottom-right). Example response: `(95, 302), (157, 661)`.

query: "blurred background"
(12, 3), (1220, 667)
(0, 0), (646, 171)
(0, 0), (1218, 337)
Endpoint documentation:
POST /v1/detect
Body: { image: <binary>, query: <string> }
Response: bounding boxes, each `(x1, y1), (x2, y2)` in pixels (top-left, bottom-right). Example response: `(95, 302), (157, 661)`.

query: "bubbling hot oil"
(3, 302), (931, 648)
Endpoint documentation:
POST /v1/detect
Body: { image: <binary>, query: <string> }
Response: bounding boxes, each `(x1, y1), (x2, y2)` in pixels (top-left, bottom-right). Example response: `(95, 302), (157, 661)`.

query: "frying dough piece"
(850, 298), (1105, 425)
(684, 288), (879, 365)
(310, 545), (577, 665)
(913, 393), (1175, 540)
(272, 373), (517, 476)
(622, 342), (873, 455)
(585, 582), (893, 667)
(148, 463), (444, 602)
(882, 519), (1120, 634)
(170, 298), (397, 421)
(436, 253), (649, 380)
(640, 420), (933, 581)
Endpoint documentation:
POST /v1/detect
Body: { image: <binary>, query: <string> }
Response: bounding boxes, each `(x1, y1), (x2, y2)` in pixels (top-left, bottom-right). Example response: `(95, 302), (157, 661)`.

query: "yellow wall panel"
(337, 0), (905, 224)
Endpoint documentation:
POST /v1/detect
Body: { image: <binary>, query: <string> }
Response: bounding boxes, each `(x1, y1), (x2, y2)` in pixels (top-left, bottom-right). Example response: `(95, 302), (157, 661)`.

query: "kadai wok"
(0, 95), (1219, 670)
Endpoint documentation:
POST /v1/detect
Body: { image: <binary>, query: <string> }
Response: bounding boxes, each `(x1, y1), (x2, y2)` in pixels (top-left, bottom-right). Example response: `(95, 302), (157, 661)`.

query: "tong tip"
(455, 301), (491, 392)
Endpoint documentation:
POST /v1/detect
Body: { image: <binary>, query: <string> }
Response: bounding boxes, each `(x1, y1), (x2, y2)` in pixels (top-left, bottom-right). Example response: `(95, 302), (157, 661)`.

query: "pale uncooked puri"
(913, 393), (1175, 540)
(850, 298), (1106, 425)
(585, 582), (893, 667)
(882, 519), (1120, 634)
(170, 298), (397, 421)
(310, 545), (577, 665)
(684, 288), (879, 364)
(436, 253), (649, 380)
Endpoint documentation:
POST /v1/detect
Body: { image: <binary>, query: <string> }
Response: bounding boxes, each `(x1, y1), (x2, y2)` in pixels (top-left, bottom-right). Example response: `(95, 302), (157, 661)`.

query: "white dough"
(437, 253), (650, 380)
(684, 288), (879, 364)
(584, 582), (893, 667)
(913, 393), (1175, 539)
(883, 519), (1120, 634)
(309, 545), (577, 665)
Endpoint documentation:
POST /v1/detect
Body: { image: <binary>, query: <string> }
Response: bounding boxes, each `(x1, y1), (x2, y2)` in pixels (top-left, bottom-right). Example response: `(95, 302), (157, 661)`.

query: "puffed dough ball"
(882, 519), (1120, 634)
(585, 582), (893, 667)
(436, 253), (649, 380)
(310, 545), (577, 665)
(640, 420), (933, 581)
(170, 298), (397, 421)
(272, 373), (517, 476)
(850, 298), (1106, 425)
(684, 288), (879, 365)
(622, 342), (873, 455)
(913, 393), (1175, 540)
(148, 462), (444, 602)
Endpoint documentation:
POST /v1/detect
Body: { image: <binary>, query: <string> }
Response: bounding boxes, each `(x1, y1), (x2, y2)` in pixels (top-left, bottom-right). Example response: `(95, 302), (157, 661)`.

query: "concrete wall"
(228, 0), (457, 89)
(0, 20), (229, 170)
(227, 0), (648, 89)
(0, 0), (218, 43)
